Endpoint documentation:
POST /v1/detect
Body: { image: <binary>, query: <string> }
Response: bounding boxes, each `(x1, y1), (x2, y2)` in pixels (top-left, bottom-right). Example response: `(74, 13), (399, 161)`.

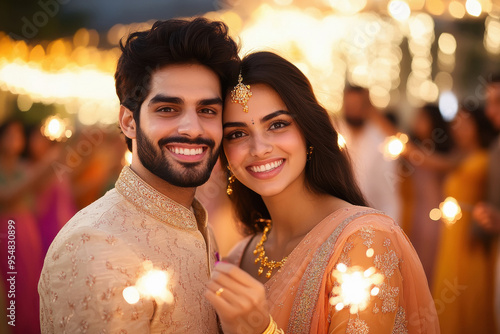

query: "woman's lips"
(246, 158), (285, 179)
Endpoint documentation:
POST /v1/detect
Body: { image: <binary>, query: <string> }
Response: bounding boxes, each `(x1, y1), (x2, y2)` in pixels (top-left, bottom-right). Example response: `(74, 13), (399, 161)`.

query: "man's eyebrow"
(198, 97), (223, 106)
(261, 110), (290, 123)
(148, 94), (183, 106)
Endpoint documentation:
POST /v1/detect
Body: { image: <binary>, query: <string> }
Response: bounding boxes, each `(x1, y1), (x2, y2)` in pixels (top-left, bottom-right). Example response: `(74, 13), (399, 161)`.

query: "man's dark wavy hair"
(115, 17), (240, 151)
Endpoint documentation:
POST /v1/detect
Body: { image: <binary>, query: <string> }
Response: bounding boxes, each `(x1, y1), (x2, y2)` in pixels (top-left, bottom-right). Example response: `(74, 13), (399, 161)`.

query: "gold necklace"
(253, 219), (288, 278)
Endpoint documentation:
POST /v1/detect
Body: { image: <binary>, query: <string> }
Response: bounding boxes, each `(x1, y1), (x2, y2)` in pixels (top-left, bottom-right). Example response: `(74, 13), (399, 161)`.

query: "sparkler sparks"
(330, 264), (384, 314)
(123, 261), (174, 305)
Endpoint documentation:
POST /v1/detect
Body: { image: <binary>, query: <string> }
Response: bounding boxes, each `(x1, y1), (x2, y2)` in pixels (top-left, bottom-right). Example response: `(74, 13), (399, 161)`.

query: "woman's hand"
(205, 262), (271, 334)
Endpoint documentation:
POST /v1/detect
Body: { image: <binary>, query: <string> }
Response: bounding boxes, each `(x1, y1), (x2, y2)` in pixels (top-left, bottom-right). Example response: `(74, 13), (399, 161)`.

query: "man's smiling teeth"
(169, 147), (204, 156)
(249, 159), (283, 173)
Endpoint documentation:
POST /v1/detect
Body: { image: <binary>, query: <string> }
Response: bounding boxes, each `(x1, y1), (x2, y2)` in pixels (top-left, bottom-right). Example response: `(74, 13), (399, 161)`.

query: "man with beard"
(336, 85), (401, 222)
(38, 18), (239, 333)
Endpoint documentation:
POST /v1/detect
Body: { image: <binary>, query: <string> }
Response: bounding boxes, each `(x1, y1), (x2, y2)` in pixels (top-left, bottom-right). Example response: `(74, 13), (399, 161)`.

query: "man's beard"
(345, 116), (366, 129)
(136, 125), (220, 188)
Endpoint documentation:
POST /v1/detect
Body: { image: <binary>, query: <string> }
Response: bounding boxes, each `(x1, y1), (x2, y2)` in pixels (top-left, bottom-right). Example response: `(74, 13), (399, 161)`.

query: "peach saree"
(228, 207), (440, 333)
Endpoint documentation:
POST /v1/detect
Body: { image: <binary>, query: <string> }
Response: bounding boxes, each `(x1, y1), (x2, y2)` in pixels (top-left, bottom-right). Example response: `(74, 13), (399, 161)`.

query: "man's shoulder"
(48, 189), (131, 250)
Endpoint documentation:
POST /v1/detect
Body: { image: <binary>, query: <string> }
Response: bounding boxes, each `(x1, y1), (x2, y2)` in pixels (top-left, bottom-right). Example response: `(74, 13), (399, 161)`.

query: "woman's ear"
(119, 105), (136, 140)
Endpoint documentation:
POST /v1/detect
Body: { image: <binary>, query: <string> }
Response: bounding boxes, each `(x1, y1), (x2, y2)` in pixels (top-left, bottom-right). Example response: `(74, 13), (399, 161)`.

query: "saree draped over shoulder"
(228, 206), (440, 333)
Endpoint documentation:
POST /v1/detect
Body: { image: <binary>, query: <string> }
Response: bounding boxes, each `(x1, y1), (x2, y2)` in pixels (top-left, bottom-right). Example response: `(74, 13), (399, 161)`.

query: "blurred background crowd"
(1, 0), (500, 333)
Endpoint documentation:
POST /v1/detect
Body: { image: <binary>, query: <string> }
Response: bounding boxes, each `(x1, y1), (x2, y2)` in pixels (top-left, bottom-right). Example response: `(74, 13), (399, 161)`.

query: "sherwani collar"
(115, 165), (206, 231)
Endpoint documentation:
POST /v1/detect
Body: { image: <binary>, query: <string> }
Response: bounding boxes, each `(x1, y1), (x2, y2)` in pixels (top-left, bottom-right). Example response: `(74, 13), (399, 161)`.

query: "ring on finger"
(215, 287), (224, 297)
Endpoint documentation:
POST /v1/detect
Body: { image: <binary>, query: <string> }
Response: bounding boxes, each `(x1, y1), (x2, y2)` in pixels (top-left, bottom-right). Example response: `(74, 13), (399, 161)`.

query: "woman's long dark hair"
(221, 51), (367, 235)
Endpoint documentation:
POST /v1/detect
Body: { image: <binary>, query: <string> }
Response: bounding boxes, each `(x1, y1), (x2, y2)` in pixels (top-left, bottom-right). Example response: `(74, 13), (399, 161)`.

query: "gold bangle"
(261, 315), (284, 334)
(261, 315), (276, 334)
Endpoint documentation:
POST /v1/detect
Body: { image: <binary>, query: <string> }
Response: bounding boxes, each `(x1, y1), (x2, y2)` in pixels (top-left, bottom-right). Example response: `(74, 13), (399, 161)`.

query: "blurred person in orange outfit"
(25, 124), (77, 254)
(432, 105), (498, 334)
(70, 129), (126, 210)
(472, 73), (500, 332)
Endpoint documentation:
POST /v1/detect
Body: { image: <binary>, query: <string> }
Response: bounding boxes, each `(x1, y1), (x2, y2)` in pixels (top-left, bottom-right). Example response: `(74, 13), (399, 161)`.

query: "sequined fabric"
(38, 166), (218, 333)
(226, 206), (440, 333)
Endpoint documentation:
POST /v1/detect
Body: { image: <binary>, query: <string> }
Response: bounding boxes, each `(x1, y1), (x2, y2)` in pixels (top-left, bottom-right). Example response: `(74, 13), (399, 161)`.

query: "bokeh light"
(439, 91), (459, 121)
(466, 0), (482, 17)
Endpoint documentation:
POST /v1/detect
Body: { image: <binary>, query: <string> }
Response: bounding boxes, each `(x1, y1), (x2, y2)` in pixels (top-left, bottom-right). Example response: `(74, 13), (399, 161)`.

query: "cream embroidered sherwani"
(38, 166), (218, 333)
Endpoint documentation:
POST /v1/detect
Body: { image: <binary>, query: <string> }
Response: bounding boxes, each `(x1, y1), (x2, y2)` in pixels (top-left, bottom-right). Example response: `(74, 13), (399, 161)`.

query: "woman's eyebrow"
(223, 110), (290, 129)
(261, 110), (289, 123)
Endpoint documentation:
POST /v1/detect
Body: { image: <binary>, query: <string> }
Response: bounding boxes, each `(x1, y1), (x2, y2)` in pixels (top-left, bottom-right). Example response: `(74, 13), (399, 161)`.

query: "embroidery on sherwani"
(115, 166), (198, 231)
(286, 209), (381, 333)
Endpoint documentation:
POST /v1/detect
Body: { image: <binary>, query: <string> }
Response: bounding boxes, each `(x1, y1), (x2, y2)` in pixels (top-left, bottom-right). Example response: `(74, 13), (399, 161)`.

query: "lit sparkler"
(330, 264), (384, 314)
(123, 261), (173, 305)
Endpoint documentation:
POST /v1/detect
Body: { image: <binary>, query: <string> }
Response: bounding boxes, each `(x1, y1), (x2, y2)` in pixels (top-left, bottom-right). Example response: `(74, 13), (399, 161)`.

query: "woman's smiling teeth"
(249, 159), (284, 173)
(168, 147), (204, 156)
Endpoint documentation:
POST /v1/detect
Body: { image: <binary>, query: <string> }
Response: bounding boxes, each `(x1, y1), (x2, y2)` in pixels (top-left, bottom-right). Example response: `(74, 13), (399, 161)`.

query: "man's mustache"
(158, 136), (216, 149)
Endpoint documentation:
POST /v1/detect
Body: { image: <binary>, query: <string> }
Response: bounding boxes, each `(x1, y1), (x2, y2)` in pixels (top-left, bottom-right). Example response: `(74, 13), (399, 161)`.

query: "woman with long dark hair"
(205, 52), (439, 333)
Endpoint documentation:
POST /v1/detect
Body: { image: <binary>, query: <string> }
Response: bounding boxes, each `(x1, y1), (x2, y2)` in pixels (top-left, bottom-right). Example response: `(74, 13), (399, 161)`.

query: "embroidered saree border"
(286, 209), (381, 333)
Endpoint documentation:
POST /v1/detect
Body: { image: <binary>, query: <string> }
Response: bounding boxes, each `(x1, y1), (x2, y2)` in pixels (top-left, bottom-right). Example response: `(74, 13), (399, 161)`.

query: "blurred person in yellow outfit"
(433, 104), (498, 333)
(472, 73), (500, 333)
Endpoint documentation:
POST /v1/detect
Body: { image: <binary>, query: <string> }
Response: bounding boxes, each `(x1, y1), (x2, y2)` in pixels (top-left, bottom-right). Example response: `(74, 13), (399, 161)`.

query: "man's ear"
(119, 105), (136, 140)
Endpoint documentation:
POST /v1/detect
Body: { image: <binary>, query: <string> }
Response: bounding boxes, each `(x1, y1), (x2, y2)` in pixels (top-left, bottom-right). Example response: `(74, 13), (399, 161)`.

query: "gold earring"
(227, 166), (236, 195)
(307, 146), (314, 161)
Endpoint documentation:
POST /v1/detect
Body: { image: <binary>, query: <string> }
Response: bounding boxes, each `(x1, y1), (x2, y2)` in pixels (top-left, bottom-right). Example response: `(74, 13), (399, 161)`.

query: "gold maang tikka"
(231, 73), (252, 113)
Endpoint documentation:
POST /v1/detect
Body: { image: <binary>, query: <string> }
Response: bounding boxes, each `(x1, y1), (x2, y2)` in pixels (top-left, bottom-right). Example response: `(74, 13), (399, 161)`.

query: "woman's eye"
(225, 131), (247, 140)
(269, 121), (290, 130)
